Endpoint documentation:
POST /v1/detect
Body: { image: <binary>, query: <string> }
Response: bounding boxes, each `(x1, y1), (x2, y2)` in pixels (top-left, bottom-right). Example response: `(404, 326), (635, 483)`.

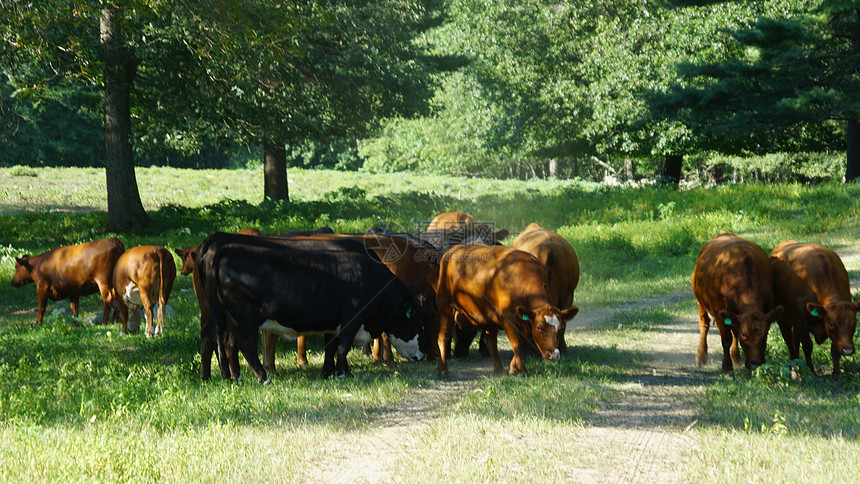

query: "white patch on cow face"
(260, 319), (300, 340)
(122, 282), (142, 308)
(389, 334), (423, 361)
(545, 315), (560, 328)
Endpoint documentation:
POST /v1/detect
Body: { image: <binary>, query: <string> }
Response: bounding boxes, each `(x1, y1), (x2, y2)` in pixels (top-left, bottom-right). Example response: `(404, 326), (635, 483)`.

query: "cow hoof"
(262, 378), (272, 386)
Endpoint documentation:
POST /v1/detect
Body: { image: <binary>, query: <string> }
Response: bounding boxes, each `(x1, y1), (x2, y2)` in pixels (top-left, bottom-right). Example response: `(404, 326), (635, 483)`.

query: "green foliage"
(652, 0), (854, 157)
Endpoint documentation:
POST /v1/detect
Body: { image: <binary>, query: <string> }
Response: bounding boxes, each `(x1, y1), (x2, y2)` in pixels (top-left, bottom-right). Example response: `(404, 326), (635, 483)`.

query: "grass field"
(1, 166), (859, 482)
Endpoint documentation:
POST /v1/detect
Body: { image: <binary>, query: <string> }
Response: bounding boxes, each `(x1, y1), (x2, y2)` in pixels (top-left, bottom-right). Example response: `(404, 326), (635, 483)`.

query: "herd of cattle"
(9, 211), (859, 382)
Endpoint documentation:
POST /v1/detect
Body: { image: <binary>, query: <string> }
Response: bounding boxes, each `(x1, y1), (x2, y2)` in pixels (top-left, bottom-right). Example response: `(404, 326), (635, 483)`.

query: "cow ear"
(717, 310), (737, 326)
(853, 300), (860, 312)
(560, 306), (579, 322)
(15, 256), (31, 268)
(515, 306), (536, 322)
(174, 248), (186, 257)
(767, 305), (784, 322)
(494, 229), (509, 241)
(806, 302), (825, 319)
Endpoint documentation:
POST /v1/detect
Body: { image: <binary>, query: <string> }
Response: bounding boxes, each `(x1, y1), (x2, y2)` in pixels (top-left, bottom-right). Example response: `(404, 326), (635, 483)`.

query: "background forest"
(1, 0), (856, 193)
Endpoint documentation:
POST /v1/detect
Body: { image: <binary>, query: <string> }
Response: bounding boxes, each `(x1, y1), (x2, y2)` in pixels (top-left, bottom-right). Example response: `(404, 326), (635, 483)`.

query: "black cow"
(199, 233), (428, 383)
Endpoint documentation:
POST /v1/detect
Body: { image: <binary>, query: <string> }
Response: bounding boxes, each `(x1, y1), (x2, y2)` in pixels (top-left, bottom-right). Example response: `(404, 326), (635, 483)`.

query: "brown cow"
(261, 233), (441, 371)
(426, 211), (476, 231)
(771, 241), (858, 377)
(512, 223), (580, 354)
(11, 238), (125, 325)
(692, 233), (784, 372)
(112, 246), (177, 337)
(435, 244), (578, 376)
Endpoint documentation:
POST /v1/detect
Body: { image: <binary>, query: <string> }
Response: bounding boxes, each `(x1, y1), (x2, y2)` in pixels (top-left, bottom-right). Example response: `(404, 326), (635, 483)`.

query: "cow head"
(174, 246), (199, 275)
(516, 305), (579, 361)
(387, 288), (429, 362)
(807, 301), (858, 357)
(11, 256), (35, 287)
(718, 305), (784, 370)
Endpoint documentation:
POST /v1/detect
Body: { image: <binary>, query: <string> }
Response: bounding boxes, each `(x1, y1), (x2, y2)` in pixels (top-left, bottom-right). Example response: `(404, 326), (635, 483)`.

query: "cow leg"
(696, 305), (710, 366)
(97, 280), (113, 325)
(436, 309), (454, 376)
(139, 291), (155, 338)
(336, 338), (353, 378)
(261, 330), (277, 371)
(117, 300), (130, 336)
(200, 328), (214, 380)
(776, 321), (798, 360)
(482, 330), (506, 374)
(155, 297), (166, 337)
(453, 327), (478, 358)
(296, 335), (308, 368)
(69, 296), (80, 318)
(797, 331), (816, 374)
(237, 333), (270, 385)
(557, 320), (568, 355)
(729, 333), (742, 369)
(831, 343), (842, 379)
(381, 333), (394, 366)
(322, 334), (338, 379)
(717, 325), (735, 372)
(35, 286), (49, 326)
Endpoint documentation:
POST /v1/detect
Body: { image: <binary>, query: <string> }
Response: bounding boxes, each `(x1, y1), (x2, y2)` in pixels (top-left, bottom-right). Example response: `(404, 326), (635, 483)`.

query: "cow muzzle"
(545, 348), (560, 361)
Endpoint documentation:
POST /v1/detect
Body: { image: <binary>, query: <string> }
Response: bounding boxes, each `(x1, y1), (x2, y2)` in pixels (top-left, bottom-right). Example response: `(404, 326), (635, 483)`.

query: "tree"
(1, 1), (156, 231)
(164, 0), (443, 201)
(652, 0), (858, 181)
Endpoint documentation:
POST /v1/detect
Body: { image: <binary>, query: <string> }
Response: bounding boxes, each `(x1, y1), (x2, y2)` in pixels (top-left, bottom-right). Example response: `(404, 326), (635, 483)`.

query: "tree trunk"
(663, 154), (683, 188)
(548, 158), (558, 178)
(100, 5), (149, 232)
(847, 120), (860, 182)
(263, 140), (289, 201)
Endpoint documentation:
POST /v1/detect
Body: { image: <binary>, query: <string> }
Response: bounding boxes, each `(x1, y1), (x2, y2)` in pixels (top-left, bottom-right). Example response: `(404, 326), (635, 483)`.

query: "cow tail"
(157, 248), (169, 326)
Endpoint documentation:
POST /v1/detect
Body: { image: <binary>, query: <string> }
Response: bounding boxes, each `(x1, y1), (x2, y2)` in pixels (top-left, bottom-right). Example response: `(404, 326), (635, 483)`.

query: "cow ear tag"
(725, 318), (732, 326)
(406, 309), (413, 319)
(811, 309), (819, 317)
(522, 315), (529, 321)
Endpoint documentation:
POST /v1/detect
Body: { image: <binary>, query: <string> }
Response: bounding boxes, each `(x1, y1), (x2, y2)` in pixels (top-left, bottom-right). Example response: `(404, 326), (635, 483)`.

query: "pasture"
(1, 166), (859, 482)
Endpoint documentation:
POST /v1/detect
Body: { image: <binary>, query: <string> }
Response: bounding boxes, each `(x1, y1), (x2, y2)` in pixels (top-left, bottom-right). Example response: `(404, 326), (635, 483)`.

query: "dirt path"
(304, 288), (709, 483)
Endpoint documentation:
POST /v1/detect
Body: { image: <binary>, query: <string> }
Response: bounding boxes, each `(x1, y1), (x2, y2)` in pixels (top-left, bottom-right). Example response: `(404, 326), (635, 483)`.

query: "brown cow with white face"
(771, 241), (858, 377)
(112, 245), (177, 337)
(426, 211), (476, 231)
(11, 238), (125, 325)
(435, 244), (578, 376)
(692, 233), (784, 372)
(512, 223), (580, 354)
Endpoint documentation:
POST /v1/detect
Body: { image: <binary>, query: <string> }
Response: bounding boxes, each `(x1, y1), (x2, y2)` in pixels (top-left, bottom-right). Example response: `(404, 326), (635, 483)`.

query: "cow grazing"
(512, 223), (580, 354)
(435, 244), (578, 376)
(201, 237), (428, 383)
(175, 227), (331, 377)
(426, 211), (476, 231)
(11, 238), (125, 325)
(261, 233), (441, 371)
(692, 233), (784, 371)
(112, 245), (177, 337)
(771, 241), (858, 377)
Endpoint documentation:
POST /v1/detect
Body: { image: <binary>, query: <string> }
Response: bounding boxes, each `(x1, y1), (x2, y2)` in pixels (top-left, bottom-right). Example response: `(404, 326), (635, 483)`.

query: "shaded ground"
(305, 246), (860, 483)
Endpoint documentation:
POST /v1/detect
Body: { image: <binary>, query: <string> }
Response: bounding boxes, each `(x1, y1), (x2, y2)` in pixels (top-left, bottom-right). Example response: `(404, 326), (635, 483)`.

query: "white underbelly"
(260, 319), (371, 345)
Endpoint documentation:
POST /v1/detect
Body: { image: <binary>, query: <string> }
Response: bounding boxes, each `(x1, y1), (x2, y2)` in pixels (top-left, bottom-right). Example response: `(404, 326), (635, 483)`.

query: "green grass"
(1, 166), (860, 481)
